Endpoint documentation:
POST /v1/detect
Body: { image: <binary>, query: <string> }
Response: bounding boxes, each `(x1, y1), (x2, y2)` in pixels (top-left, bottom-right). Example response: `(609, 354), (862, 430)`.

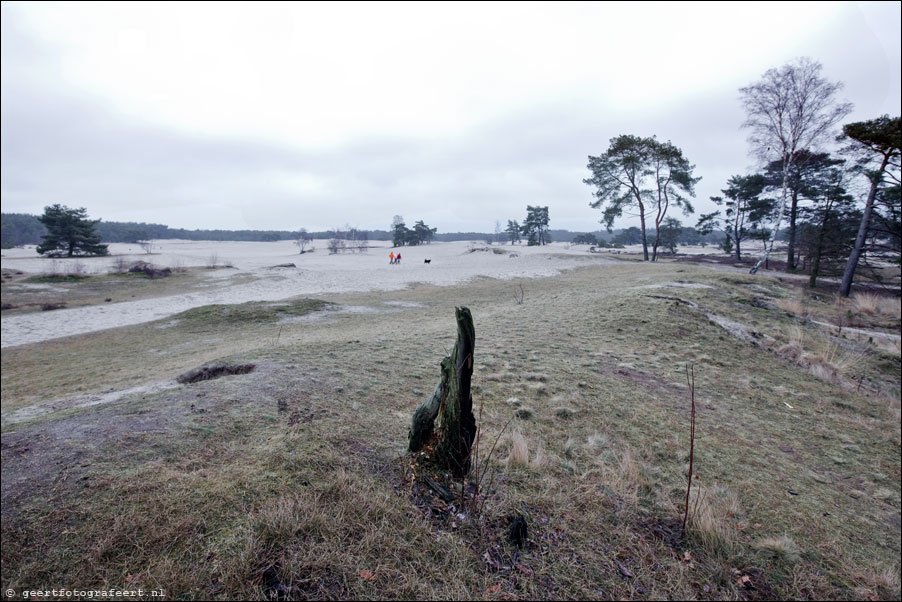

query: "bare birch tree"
(295, 228), (312, 254)
(739, 57), (852, 274)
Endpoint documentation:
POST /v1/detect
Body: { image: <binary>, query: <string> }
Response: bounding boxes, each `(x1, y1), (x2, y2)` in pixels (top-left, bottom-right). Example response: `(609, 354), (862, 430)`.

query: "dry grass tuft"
(852, 292), (881, 314)
(776, 341), (804, 363)
(563, 436), (578, 458)
(845, 292), (901, 318)
(754, 535), (802, 564)
(880, 297), (902, 319)
(851, 292), (896, 316)
(687, 486), (742, 560)
(861, 565), (902, 600)
(586, 432), (610, 450)
(253, 495), (308, 544)
(803, 339), (869, 381)
(506, 430), (530, 467)
(779, 324), (869, 384)
(775, 297), (808, 317)
(805, 360), (838, 382)
(529, 442), (547, 470)
(617, 448), (639, 480)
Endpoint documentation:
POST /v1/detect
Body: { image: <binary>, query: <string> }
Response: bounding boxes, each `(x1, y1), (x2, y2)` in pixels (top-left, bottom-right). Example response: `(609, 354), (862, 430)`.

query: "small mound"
(776, 342), (803, 362)
(175, 298), (331, 328)
(177, 363), (256, 384)
(128, 261), (172, 278)
(514, 407), (535, 420)
(553, 406), (576, 419)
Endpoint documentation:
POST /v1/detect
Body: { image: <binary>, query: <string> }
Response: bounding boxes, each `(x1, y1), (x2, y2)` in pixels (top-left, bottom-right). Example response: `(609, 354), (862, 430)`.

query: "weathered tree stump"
(408, 306), (477, 477)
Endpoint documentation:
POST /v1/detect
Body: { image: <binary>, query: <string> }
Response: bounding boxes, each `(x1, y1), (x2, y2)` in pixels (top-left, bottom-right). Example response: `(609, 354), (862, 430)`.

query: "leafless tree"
(327, 237), (346, 254)
(357, 230), (369, 253)
(295, 228), (312, 254)
(740, 57), (852, 274)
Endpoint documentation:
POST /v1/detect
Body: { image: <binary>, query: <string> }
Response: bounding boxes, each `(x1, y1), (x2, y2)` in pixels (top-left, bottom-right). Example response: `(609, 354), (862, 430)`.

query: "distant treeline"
(1, 212), (725, 249)
(0, 213), (292, 247)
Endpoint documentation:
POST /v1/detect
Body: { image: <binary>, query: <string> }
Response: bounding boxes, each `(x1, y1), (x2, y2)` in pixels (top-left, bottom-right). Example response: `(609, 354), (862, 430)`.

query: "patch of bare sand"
(2, 240), (610, 348)
(2, 380), (181, 426)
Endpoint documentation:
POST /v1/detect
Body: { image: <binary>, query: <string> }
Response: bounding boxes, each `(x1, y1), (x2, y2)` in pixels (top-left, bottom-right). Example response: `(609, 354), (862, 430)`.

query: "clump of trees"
(698, 154), (868, 281)
(1, 213), (47, 248)
(685, 58), (897, 295)
(502, 207), (551, 246)
(739, 57), (853, 274)
(392, 216), (437, 247)
(700, 73), (897, 294)
(696, 174), (774, 261)
(505, 220), (521, 245)
(578, 57), (898, 296)
(657, 217), (684, 255)
(571, 233), (598, 245)
(36, 204), (108, 257)
(327, 225), (369, 254)
(521, 205), (551, 245)
(584, 135), (699, 261)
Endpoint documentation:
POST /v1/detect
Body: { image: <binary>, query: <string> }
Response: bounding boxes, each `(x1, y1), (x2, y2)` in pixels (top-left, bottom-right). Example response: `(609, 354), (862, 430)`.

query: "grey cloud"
(3, 1), (899, 234)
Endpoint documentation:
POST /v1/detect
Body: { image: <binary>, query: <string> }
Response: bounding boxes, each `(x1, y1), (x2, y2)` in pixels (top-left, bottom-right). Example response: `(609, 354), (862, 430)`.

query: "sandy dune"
(1, 239), (608, 348)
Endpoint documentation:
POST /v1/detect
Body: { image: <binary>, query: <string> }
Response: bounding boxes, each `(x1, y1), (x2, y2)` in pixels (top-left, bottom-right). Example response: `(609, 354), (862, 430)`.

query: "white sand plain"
(2, 239), (612, 348)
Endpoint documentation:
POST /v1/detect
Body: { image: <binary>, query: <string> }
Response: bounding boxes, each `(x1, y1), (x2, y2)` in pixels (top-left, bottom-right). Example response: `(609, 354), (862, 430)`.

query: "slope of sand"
(1, 239), (608, 348)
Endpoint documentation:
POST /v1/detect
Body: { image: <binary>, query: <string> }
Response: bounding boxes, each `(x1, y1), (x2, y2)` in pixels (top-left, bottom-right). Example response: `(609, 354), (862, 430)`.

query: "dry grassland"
(1, 260), (900, 600)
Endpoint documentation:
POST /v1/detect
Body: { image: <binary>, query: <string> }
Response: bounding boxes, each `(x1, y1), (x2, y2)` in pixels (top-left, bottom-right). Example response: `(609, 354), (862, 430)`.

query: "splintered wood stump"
(408, 306), (477, 477)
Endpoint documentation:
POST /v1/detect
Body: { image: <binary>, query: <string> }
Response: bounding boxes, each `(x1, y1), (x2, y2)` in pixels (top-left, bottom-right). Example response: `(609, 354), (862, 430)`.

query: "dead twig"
(514, 284), (525, 305)
(682, 364), (696, 537)
(467, 397), (485, 513)
(474, 414), (516, 517)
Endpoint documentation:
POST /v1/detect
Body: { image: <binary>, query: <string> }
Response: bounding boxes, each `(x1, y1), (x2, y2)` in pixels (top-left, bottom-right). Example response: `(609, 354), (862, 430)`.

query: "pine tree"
(505, 220), (521, 245)
(585, 135), (697, 260)
(521, 206), (550, 246)
(36, 205), (109, 257)
(696, 174), (774, 262)
(838, 115), (902, 296)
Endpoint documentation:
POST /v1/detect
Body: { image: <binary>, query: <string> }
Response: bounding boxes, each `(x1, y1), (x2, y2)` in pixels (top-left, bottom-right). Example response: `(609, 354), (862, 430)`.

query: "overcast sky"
(2, 2), (900, 233)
